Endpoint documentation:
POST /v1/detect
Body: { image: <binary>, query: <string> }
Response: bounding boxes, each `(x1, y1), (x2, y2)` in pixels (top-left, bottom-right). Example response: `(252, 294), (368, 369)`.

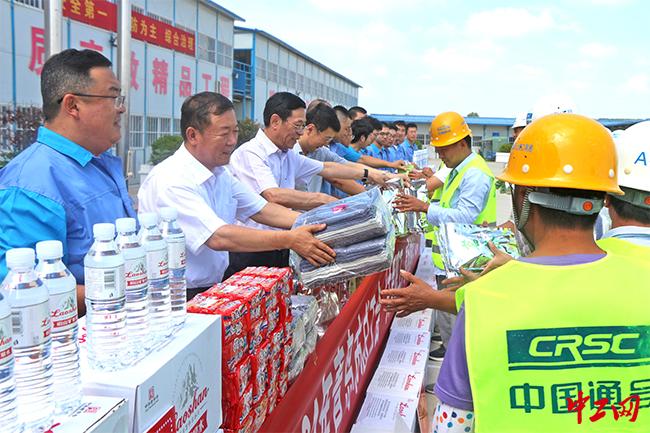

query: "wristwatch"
(361, 168), (369, 183)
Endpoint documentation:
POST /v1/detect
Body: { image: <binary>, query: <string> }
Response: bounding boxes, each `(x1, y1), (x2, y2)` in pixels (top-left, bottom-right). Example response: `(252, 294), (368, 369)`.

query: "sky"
(216, 0), (650, 119)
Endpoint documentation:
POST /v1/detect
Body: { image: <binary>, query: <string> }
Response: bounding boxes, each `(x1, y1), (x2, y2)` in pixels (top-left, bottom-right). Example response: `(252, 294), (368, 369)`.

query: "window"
(279, 67), (288, 86)
(147, 12), (172, 25)
(173, 119), (181, 135)
(217, 41), (233, 67)
(297, 74), (304, 91)
(129, 115), (143, 149)
(160, 118), (171, 134)
(198, 33), (216, 63)
(146, 117), (159, 147)
(268, 63), (278, 82)
(15, 0), (43, 8)
(288, 71), (296, 89)
(131, 5), (144, 14)
(256, 57), (267, 79)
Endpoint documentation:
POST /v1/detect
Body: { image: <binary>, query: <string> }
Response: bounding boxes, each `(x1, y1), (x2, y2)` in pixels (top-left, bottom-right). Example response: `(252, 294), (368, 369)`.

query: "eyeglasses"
(57, 93), (126, 108)
(289, 121), (306, 132)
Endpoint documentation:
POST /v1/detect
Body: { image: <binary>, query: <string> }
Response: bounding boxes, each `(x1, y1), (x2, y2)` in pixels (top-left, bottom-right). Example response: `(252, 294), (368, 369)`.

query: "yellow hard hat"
(429, 111), (472, 148)
(498, 113), (623, 195)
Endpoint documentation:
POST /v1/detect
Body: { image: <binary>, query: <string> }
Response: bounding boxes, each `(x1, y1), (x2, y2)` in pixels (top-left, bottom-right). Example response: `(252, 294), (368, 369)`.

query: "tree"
(466, 112), (479, 117)
(150, 135), (183, 165)
(237, 118), (261, 147)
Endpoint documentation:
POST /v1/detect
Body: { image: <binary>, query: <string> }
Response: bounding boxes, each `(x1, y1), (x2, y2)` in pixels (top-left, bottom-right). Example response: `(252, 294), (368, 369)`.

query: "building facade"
(232, 26), (361, 123)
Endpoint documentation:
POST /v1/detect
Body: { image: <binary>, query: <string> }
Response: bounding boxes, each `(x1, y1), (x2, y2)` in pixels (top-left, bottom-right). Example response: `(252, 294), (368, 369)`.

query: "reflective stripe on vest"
(464, 241), (650, 432)
(430, 154), (497, 269)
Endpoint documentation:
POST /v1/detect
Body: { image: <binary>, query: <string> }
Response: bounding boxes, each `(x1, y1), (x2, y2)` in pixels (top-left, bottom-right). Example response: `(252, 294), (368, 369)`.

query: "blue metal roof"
(234, 26), (362, 89)
(372, 114), (647, 129)
(371, 114), (515, 126)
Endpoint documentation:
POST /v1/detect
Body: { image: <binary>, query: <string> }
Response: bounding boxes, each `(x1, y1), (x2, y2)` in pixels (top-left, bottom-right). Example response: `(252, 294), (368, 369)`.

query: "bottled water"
(139, 213), (172, 343)
(159, 207), (187, 329)
(0, 248), (54, 431)
(0, 292), (18, 433)
(84, 223), (127, 371)
(115, 218), (151, 362)
(35, 240), (81, 415)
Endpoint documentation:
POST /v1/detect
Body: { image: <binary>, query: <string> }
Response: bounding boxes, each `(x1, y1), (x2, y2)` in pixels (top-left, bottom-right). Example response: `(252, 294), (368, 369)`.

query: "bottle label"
(124, 256), (149, 288)
(0, 313), (13, 365)
(50, 290), (78, 332)
(168, 240), (186, 270)
(11, 300), (51, 348)
(146, 249), (169, 280)
(85, 266), (126, 300)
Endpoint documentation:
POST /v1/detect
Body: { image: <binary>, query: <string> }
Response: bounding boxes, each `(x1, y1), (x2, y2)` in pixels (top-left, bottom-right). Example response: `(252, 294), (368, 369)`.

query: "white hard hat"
(614, 121), (650, 206)
(512, 111), (533, 129)
(531, 95), (575, 121)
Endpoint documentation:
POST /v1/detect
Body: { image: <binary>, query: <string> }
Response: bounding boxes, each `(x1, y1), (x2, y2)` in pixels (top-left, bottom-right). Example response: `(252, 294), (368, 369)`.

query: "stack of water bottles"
(84, 207), (188, 370)
(0, 207), (187, 432)
(0, 241), (82, 432)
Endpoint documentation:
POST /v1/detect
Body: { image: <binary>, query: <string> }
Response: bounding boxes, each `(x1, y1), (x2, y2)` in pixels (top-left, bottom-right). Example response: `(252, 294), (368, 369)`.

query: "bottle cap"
(159, 207), (178, 221)
(115, 217), (137, 233)
(35, 240), (63, 260)
(138, 212), (158, 228)
(93, 223), (116, 240)
(6, 248), (36, 269)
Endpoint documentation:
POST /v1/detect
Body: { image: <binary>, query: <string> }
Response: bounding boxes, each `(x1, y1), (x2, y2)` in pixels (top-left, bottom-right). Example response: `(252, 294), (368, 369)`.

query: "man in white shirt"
(227, 92), (389, 274)
(138, 92), (335, 298)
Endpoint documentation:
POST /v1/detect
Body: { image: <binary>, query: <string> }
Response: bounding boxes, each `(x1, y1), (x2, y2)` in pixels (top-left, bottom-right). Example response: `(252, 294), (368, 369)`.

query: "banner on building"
(62, 0), (195, 56)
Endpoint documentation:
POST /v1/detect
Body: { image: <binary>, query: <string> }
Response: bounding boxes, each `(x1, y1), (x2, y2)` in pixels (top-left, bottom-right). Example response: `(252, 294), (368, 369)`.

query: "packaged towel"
(292, 187), (391, 248)
(437, 223), (520, 277)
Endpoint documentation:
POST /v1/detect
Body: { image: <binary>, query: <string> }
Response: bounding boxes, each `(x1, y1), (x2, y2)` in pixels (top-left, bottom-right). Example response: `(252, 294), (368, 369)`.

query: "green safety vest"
(463, 239), (650, 432)
(429, 154), (496, 269)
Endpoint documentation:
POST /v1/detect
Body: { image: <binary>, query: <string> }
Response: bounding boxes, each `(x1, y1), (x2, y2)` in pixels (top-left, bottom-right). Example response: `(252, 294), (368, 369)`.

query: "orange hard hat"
(498, 113), (623, 195)
(429, 111), (472, 148)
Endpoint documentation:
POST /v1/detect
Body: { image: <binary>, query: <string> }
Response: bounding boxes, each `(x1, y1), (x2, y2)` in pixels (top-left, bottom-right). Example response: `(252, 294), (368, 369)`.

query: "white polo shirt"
(228, 129), (324, 230)
(138, 144), (266, 288)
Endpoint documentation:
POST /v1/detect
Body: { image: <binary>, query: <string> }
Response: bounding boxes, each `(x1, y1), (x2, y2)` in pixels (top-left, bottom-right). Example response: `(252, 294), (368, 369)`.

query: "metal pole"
(117, 0), (132, 179)
(44, 0), (62, 59)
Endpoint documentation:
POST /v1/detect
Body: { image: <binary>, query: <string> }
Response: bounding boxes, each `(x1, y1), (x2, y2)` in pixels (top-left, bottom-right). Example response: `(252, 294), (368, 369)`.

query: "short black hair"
(406, 122), (418, 131)
(349, 106), (367, 117)
(306, 103), (340, 133)
(180, 92), (234, 140)
(609, 192), (650, 225)
(351, 117), (374, 143)
(263, 92), (306, 127)
(307, 98), (331, 113)
(367, 116), (383, 131)
(387, 123), (398, 131)
(533, 187), (604, 230)
(394, 120), (406, 129)
(332, 105), (351, 120)
(41, 48), (112, 121)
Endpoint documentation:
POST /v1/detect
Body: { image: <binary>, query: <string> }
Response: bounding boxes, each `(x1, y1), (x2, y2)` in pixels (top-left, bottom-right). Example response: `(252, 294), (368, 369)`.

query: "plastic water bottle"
(139, 213), (172, 343)
(0, 292), (18, 433)
(115, 218), (151, 362)
(84, 223), (127, 371)
(35, 240), (81, 415)
(159, 207), (187, 329)
(0, 248), (54, 431)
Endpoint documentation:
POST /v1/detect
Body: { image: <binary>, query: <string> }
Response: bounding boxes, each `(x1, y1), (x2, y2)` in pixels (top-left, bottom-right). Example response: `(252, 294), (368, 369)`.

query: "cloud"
(580, 42), (617, 58)
(465, 7), (556, 39)
(421, 40), (504, 75)
(623, 74), (650, 93)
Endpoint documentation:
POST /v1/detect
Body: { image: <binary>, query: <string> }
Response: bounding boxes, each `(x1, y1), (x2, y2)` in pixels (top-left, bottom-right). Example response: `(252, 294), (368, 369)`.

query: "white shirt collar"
(255, 129), (283, 156)
(175, 143), (222, 185)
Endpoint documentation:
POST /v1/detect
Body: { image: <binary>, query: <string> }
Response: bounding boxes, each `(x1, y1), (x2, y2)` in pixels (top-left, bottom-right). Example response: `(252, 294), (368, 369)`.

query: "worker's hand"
(288, 224), (336, 267)
(440, 267), (480, 291)
(395, 172), (412, 187)
(380, 270), (436, 317)
(479, 241), (513, 275)
(408, 170), (427, 180)
(390, 160), (408, 170)
(499, 220), (516, 231)
(367, 169), (390, 186)
(393, 193), (429, 213)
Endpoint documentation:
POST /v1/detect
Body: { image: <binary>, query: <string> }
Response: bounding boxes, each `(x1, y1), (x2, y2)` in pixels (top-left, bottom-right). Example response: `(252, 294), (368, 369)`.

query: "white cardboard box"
(354, 393), (417, 433)
(386, 330), (431, 350)
(378, 347), (428, 373)
(79, 314), (221, 433)
(366, 367), (423, 399)
(48, 396), (128, 433)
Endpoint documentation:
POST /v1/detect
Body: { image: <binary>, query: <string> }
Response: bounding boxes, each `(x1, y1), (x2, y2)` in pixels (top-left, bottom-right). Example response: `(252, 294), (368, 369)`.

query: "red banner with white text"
(260, 234), (421, 433)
